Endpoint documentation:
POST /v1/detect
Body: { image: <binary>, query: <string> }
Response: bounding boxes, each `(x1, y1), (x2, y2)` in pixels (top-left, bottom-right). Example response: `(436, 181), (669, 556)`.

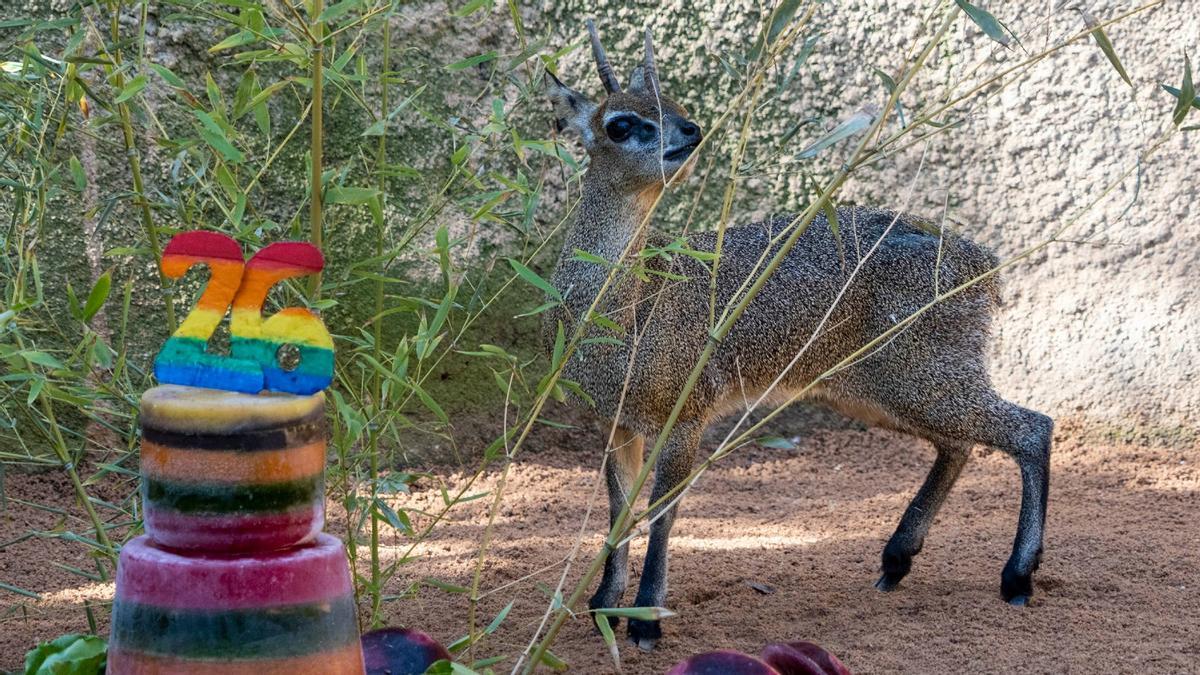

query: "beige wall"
(539, 0), (1198, 432)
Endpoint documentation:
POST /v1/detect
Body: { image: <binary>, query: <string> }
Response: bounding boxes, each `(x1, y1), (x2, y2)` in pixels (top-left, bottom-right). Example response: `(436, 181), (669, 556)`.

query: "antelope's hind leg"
(589, 426), (644, 628)
(880, 392), (1052, 604)
(876, 442), (970, 591)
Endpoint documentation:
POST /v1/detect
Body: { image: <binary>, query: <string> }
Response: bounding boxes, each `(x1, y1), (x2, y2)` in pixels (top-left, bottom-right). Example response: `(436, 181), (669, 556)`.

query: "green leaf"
(485, 600), (514, 634)
(245, 78), (292, 110)
(550, 321), (566, 369)
(507, 258), (560, 300)
(446, 51), (497, 71)
(797, 106), (876, 159)
(1079, 10), (1132, 88)
(373, 499), (411, 533)
(423, 577), (469, 594)
(68, 155), (85, 191)
(326, 186), (380, 205)
(538, 649), (569, 672)
(149, 63), (185, 88)
(594, 612), (620, 672)
(318, 0), (359, 22)
(112, 75), (146, 104)
(765, 0), (803, 47)
(588, 312), (624, 335)
(1171, 51), (1194, 127)
(571, 249), (609, 266)
(453, 0), (493, 17)
(749, 0), (803, 61)
(592, 606), (678, 621)
(23, 634), (106, 675)
(82, 271), (111, 322)
(1161, 84), (1200, 111)
(20, 350), (65, 370)
(758, 435), (798, 450)
(193, 110), (245, 163)
(412, 382), (448, 423)
(954, 0), (1011, 47)
(27, 377), (44, 406)
(209, 30), (257, 53)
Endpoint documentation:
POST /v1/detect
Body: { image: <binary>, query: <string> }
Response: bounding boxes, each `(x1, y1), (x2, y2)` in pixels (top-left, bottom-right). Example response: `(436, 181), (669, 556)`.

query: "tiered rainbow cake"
(108, 232), (363, 674)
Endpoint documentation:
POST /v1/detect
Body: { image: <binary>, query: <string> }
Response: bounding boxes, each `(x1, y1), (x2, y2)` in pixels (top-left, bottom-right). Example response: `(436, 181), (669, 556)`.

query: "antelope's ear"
(626, 65), (646, 92)
(545, 69), (598, 148)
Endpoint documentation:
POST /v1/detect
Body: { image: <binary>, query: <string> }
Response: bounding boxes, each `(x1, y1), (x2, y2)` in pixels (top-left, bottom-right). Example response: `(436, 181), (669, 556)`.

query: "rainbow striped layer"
(230, 243), (334, 395)
(140, 385), (326, 552)
(154, 232), (264, 393)
(108, 534), (365, 673)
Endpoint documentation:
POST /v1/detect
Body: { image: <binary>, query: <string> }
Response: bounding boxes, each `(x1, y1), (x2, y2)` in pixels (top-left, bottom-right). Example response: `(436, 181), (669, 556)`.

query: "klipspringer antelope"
(542, 22), (1052, 650)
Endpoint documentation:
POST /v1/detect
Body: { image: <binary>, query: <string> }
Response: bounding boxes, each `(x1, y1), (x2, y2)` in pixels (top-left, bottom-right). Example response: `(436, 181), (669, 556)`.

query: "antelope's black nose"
(680, 121), (701, 138)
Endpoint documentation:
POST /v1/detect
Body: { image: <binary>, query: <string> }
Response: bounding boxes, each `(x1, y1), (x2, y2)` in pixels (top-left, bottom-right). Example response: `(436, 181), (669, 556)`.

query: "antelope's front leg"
(590, 426), (644, 626)
(627, 421), (702, 651)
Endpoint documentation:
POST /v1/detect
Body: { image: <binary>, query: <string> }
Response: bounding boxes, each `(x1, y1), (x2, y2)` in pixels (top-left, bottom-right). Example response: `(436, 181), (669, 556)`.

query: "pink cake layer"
(115, 533), (351, 610)
(143, 502), (323, 552)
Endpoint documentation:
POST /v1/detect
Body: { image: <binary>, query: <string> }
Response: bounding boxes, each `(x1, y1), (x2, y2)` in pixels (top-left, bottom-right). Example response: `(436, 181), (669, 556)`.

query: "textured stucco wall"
(5, 0), (1195, 447)
(535, 0), (1198, 433)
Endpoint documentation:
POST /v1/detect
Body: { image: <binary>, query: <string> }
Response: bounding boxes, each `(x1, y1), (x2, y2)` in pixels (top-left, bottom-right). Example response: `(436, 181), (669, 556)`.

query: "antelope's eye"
(605, 117), (633, 143)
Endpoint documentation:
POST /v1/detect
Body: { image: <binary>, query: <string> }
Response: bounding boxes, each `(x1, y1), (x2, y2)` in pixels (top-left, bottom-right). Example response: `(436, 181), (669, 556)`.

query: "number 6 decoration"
(153, 231), (334, 395)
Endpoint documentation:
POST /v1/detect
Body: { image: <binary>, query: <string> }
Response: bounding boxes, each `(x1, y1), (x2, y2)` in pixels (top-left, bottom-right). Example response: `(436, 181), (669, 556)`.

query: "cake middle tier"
(140, 384), (326, 552)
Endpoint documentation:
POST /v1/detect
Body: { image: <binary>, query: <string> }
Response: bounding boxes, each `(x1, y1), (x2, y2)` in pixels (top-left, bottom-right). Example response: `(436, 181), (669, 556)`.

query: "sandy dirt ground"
(2, 412), (1198, 674)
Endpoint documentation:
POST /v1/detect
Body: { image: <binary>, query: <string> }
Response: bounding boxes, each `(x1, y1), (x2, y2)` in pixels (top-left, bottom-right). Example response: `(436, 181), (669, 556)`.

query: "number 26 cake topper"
(153, 231), (334, 396)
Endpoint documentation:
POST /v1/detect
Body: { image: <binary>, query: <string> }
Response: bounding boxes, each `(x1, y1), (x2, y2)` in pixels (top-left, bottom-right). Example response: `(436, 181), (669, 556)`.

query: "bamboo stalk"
(308, 0), (325, 298)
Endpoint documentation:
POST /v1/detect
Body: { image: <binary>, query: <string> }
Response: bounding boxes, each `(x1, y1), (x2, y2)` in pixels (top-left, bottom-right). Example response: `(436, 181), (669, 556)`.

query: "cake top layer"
(140, 384), (324, 434)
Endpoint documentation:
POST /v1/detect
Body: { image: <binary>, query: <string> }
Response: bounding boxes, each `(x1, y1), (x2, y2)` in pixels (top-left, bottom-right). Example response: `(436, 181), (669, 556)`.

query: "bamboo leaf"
(82, 271), (111, 322)
(1079, 10), (1132, 88)
(954, 0), (1011, 47)
(507, 258), (560, 300)
(1161, 84), (1200, 110)
(446, 51), (497, 71)
(485, 600), (513, 634)
(209, 30), (257, 53)
(68, 155), (85, 191)
(1171, 51), (1194, 127)
(193, 110), (245, 162)
(20, 350), (65, 370)
(326, 186), (380, 205)
(453, 0), (493, 17)
(244, 78), (292, 111)
(149, 63), (185, 88)
(112, 75), (146, 104)
(758, 435), (798, 450)
(318, 0), (360, 22)
(592, 606), (678, 621)
(594, 612), (620, 673)
(538, 649), (568, 672)
(797, 105), (877, 159)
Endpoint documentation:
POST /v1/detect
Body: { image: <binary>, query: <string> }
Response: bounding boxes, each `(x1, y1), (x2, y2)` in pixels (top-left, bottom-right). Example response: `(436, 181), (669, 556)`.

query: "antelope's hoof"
(628, 618), (661, 652)
(588, 593), (621, 629)
(1001, 564), (1034, 604)
(874, 573), (902, 592)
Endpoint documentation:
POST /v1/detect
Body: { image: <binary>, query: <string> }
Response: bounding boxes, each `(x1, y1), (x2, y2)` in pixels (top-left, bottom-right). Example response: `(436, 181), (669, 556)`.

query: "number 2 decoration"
(153, 231), (334, 395)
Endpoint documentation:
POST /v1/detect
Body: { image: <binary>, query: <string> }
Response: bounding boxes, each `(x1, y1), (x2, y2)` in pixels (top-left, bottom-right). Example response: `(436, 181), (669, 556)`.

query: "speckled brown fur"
(544, 26), (1053, 649)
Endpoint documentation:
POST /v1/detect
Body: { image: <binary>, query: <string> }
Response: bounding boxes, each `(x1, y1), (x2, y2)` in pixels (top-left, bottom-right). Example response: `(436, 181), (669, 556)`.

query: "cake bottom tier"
(108, 534), (364, 674)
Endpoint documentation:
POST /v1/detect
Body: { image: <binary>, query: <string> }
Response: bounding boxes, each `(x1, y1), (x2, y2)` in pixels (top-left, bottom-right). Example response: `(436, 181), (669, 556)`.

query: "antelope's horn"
(642, 27), (660, 95)
(586, 19), (621, 94)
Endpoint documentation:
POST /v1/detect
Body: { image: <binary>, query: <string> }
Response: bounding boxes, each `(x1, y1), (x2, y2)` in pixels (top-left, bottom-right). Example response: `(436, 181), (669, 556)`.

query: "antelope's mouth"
(663, 142), (699, 163)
